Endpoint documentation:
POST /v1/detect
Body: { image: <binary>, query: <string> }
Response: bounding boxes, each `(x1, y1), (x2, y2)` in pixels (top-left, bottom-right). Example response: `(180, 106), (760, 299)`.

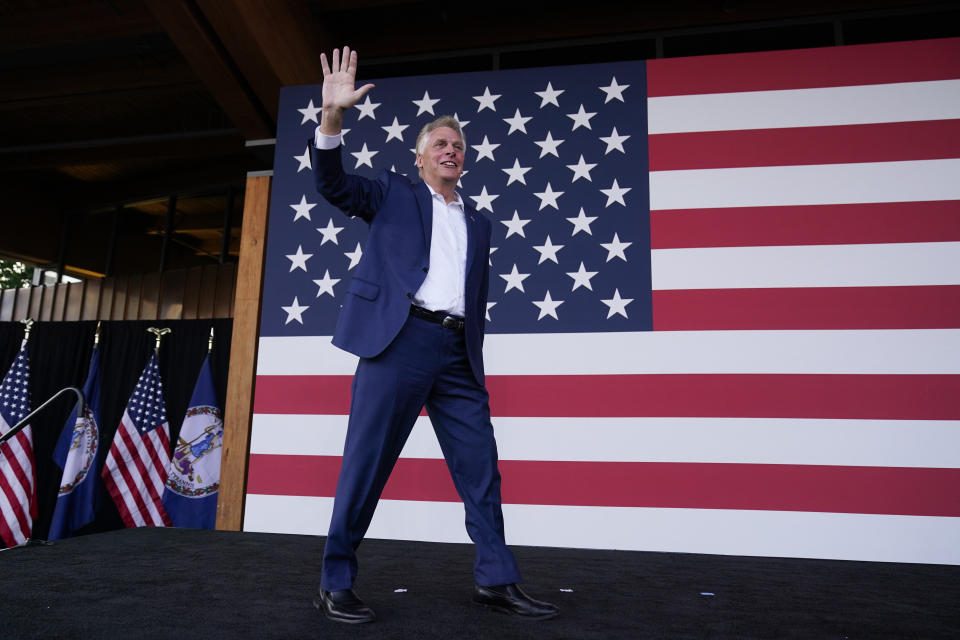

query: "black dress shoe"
(313, 588), (376, 624)
(473, 583), (559, 619)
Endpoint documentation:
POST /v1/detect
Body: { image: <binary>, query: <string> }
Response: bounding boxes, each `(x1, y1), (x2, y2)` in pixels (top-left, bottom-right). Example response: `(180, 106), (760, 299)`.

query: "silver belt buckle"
(442, 316), (461, 330)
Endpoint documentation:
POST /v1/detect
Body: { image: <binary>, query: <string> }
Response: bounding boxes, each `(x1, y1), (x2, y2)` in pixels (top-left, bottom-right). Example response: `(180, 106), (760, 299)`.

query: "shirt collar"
(425, 182), (464, 210)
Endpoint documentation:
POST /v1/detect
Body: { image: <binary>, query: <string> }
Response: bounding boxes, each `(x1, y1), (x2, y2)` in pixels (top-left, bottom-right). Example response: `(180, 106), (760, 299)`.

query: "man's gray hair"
(414, 115), (466, 176)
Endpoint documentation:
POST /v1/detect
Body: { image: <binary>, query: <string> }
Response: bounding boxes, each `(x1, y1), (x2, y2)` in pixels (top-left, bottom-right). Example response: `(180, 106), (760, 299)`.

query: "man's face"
(416, 126), (464, 189)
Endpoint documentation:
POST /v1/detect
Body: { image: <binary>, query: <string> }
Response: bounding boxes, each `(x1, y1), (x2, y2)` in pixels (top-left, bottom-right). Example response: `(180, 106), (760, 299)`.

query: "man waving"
(309, 46), (558, 624)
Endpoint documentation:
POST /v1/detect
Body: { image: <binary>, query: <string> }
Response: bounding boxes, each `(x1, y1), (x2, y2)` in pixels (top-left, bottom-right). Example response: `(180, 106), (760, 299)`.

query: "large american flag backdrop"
(246, 38), (960, 564)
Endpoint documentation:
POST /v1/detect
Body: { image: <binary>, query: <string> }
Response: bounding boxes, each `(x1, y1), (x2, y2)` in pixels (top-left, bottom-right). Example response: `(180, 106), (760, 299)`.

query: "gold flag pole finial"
(19, 318), (34, 348)
(147, 327), (172, 351)
(207, 327), (215, 353)
(94, 321), (102, 348)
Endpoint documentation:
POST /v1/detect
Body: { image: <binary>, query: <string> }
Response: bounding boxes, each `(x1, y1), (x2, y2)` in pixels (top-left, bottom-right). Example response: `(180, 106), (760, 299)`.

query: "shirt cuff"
(314, 127), (342, 150)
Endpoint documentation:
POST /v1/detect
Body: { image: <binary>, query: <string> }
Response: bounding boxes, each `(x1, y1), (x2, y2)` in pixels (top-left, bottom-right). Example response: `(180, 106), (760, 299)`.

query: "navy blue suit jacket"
(311, 144), (492, 385)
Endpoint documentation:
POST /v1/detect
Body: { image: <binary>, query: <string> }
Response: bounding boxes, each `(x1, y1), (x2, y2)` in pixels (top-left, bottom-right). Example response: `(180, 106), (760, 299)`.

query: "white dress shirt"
(314, 127), (468, 316)
(415, 183), (467, 316)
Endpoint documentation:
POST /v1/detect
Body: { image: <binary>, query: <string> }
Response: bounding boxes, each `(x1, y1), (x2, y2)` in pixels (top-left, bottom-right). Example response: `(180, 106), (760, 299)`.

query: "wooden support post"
(217, 173), (270, 531)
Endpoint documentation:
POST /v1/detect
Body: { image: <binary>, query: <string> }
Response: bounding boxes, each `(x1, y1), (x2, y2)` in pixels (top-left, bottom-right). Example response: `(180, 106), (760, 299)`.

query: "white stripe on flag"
(257, 336), (354, 374)
(455, 330), (960, 375)
(648, 80), (960, 133)
(242, 495), (960, 564)
(0, 435), (33, 506)
(143, 430), (169, 495)
(107, 416), (169, 527)
(250, 414), (960, 468)
(649, 159), (960, 209)
(104, 470), (145, 527)
(257, 330), (960, 376)
(0, 433), (32, 544)
(650, 242), (960, 289)
(107, 426), (148, 527)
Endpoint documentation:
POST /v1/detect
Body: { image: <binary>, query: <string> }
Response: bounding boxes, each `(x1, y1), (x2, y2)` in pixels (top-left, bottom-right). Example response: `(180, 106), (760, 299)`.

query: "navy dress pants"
(320, 312), (522, 591)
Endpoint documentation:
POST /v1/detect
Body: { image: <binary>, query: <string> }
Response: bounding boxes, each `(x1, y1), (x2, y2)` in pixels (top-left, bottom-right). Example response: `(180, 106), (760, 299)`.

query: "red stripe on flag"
(0, 472), (30, 543)
(0, 432), (34, 543)
(650, 201), (960, 248)
(102, 469), (136, 528)
(246, 454), (960, 517)
(120, 426), (162, 507)
(487, 375), (960, 420)
(20, 431), (35, 474)
(142, 429), (171, 486)
(647, 37), (960, 96)
(112, 426), (155, 527)
(140, 430), (173, 526)
(254, 375), (352, 414)
(0, 437), (32, 502)
(649, 120), (960, 170)
(653, 286), (960, 330)
(14, 430), (36, 520)
(254, 374), (960, 420)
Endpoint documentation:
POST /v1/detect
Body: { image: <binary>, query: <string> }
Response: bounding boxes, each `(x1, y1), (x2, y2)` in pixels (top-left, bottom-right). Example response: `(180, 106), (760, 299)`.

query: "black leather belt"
(410, 305), (465, 331)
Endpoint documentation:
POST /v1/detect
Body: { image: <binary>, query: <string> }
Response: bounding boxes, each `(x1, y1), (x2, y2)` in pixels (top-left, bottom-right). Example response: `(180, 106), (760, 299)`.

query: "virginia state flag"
(49, 347), (102, 540)
(162, 354), (223, 529)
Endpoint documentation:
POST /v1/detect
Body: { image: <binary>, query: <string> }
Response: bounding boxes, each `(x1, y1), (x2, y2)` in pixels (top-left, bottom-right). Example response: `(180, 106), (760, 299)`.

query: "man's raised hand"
(319, 46), (375, 134)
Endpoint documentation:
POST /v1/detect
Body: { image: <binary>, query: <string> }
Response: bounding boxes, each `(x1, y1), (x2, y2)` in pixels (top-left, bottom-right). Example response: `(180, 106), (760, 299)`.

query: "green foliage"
(0, 259), (32, 290)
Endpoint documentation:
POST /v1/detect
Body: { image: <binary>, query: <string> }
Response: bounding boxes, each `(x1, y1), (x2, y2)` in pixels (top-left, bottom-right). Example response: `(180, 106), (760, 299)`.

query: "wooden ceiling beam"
(213, 0), (331, 86)
(144, 0), (275, 139)
(194, 0), (333, 123)
(190, 1), (283, 123)
(0, 59), (198, 105)
(0, 131), (245, 172)
(68, 160), (249, 212)
(141, 212), (239, 232)
(0, 0), (158, 52)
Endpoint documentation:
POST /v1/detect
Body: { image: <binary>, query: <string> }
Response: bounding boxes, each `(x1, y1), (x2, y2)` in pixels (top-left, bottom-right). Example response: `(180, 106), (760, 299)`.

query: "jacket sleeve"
(310, 143), (390, 223)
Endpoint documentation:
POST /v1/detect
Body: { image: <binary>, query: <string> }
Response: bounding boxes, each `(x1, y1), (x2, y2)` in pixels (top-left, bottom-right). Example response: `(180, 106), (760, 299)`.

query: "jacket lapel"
(414, 182), (433, 251)
(464, 204), (480, 291)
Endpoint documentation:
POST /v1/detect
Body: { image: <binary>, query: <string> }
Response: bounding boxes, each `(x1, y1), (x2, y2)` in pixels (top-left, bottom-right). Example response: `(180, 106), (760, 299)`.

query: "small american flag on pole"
(102, 351), (172, 528)
(0, 344), (36, 547)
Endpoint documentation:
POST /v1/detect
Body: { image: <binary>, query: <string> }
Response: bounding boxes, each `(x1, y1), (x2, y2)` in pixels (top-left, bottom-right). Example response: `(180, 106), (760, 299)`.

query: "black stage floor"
(1, 528), (958, 639)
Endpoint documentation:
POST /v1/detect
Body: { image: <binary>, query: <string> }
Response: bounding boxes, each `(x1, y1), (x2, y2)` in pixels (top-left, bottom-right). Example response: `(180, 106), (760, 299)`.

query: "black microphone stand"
(0, 386), (86, 447)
